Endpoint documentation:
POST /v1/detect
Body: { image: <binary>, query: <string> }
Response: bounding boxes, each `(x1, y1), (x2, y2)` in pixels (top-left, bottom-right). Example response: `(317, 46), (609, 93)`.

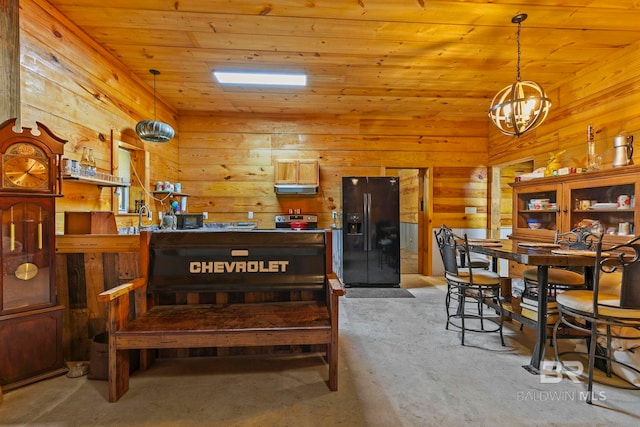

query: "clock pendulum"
(38, 206), (42, 250)
(15, 262), (38, 281)
(9, 206), (14, 252)
(12, 204), (39, 281)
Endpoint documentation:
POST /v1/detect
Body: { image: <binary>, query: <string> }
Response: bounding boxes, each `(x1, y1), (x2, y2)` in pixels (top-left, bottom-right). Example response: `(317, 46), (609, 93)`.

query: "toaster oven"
(176, 213), (204, 230)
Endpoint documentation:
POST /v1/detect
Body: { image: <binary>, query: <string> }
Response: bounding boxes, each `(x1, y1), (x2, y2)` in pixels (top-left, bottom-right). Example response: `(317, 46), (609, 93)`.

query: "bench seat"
(115, 302), (332, 349)
(98, 230), (344, 402)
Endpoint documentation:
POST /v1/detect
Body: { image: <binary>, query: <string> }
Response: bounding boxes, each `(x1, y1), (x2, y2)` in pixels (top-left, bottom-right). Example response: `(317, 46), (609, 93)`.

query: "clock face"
(2, 143), (50, 190)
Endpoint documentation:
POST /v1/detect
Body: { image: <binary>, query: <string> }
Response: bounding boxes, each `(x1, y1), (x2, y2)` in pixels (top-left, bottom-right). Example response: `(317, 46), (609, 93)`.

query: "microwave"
(176, 213), (204, 230)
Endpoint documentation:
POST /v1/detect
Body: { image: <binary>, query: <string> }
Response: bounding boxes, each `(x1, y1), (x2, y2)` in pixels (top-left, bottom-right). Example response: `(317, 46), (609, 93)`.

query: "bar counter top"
(56, 229), (328, 252)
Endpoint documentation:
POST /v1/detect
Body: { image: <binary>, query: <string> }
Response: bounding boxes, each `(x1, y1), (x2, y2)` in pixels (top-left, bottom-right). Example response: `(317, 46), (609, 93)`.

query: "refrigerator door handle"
(365, 192), (372, 251)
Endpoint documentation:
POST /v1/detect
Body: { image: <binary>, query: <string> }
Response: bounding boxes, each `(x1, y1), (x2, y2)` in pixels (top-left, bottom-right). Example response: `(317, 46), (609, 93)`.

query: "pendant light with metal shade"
(488, 14), (552, 137)
(136, 69), (175, 143)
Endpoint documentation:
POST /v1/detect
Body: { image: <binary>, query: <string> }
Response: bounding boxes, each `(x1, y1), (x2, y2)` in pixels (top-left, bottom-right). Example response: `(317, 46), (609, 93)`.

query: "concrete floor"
(1, 276), (639, 426)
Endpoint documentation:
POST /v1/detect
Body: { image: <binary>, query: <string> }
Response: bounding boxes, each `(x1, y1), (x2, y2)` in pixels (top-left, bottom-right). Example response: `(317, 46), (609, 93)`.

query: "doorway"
(386, 168), (428, 278)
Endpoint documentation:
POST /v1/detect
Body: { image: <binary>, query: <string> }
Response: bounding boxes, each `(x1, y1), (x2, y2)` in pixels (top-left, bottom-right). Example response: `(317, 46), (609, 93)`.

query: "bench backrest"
(143, 230), (327, 293)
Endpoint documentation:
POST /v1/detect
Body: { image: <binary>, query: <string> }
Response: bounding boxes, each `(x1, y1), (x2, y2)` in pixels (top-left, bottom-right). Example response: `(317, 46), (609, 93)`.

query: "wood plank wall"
(19, 0), (179, 231)
(178, 113), (490, 232)
(388, 169), (420, 224)
(19, 0), (491, 238)
(16, 0), (640, 246)
(489, 39), (640, 171)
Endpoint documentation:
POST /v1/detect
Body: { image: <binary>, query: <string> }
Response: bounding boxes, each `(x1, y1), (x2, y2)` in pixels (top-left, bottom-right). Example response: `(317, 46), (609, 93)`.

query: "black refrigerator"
(342, 176), (400, 287)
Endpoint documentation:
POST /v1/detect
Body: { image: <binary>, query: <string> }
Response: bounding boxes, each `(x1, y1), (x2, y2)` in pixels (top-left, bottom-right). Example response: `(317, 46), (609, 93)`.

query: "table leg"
(523, 265), (549, 374)
(584, 266), (595, 290)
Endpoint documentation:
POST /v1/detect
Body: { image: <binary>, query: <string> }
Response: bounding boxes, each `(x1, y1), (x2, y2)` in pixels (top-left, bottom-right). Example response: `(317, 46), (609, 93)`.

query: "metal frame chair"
(553, 234), (640, 404)
(434, 225), (505, 346)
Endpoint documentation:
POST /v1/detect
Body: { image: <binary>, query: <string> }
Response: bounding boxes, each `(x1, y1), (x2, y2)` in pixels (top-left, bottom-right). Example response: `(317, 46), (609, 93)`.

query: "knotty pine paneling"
(431, 166), (489, 229)
(20, 0), (179, 233)
(19, 0), (491, 235)
(179, 112), (489, 230)
(499, 163), (534, 228)
(272, 134), (487, 153)
(489, 40), (640, 171)
(388, 168), (420, 224)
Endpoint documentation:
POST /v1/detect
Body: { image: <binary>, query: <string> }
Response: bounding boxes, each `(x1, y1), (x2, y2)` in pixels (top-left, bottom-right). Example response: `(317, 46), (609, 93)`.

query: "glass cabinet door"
(565, 176), (636, 239)
(514, 183), (559, 235)
(1, 200), (54, 314)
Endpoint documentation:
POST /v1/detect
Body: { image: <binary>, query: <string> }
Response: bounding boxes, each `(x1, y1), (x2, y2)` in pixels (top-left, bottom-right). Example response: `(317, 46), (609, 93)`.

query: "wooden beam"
(0, 0), (20, 124)
(489, 167), (502, 240)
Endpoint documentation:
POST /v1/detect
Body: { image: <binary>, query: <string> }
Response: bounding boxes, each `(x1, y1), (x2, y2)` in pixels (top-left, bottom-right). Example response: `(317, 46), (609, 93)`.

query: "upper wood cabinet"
(274, 159), (319, 186)
(510, 166), (640, 244)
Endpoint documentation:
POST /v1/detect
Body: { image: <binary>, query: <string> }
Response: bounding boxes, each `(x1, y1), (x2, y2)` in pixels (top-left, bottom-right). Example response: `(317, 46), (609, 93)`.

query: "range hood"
(274, 184), (318, 195)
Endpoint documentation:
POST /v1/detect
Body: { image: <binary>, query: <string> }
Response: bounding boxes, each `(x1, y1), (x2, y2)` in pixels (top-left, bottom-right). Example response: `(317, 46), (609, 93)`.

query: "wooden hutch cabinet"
(510, 165), (640, 246)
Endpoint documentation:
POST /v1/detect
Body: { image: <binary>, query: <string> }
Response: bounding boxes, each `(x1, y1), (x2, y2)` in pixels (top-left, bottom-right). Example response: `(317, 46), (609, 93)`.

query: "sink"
(118, 225), (159, 235)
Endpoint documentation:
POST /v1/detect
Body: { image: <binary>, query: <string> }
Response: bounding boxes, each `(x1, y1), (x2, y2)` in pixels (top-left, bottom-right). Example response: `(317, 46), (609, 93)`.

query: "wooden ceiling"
(48, 0), (640, 119)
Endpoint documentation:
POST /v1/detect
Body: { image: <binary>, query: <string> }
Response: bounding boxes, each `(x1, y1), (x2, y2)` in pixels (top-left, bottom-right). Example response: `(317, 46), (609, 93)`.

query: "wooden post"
(0, 0), (21, 124)
(489, 166), (502, 240)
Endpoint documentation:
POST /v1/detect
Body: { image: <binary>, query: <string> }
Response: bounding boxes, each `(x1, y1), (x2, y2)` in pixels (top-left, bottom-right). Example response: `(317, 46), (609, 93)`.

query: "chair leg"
(478, 294), (485, 330)
(606, 324), (613, 377)
(496, 293), (505, 346)
(446, 282), (503, 346)
(445, 284), (452, 330)
(460, 291), (466, 345)
(586, 324), (598, 404)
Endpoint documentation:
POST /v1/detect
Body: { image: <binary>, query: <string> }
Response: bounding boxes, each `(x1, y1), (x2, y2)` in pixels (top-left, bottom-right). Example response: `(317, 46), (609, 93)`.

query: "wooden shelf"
(152, 191), (190, 198)
(487, 298), (536, 329)
(63, 173), (129, 188)
(486, 298), (590, 339)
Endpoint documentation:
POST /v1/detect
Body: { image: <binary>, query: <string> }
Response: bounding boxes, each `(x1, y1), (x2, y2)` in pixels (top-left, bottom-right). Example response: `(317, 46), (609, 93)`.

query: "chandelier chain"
(151, 69), (160, 122)
(516, 21), (522, 82)
(153, 73), (157, 121)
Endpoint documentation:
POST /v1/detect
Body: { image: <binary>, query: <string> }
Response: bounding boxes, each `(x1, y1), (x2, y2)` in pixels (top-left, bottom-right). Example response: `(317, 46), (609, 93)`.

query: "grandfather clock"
(0, 118), (67, 392)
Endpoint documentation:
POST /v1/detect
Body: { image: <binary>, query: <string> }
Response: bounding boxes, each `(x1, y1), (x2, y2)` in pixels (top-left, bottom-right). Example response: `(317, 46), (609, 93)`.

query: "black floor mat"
(345, 287), (415, 298)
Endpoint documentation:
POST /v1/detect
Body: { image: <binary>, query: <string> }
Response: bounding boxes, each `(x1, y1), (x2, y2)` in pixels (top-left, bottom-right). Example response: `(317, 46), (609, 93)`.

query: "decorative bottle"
(88, 149), (97, 177)
(587, 125), (601, 171)
(80, 147), (91, 176)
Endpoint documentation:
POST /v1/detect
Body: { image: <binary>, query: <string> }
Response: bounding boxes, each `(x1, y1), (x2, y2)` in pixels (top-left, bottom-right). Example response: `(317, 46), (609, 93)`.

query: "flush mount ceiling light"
(488, 14), (552, 137)
(213, 71), (307, 86)
(135, 69), (175, 143)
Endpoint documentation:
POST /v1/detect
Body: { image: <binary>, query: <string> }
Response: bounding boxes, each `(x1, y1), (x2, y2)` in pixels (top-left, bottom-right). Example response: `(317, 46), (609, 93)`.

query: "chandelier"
(488, 14), (552, 137)
(136, 69), (175, 143)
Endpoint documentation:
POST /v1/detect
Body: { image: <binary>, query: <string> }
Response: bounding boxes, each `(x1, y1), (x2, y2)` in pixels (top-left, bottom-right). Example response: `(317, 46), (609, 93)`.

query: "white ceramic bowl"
(527, 220), (543, 230)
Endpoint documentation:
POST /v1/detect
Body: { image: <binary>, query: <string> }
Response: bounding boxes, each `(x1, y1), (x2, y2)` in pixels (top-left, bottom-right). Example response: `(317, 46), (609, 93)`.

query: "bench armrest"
(98, 277), (147, 302)
(326, 274), (345, 297)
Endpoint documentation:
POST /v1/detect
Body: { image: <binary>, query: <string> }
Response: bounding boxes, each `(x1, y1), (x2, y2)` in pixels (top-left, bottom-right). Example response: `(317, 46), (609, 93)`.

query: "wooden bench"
(98, 230), (345, 402)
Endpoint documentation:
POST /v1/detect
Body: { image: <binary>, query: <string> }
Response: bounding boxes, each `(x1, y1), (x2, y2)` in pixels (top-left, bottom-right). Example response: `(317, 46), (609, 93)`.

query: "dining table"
(465, 238), (596, 374)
